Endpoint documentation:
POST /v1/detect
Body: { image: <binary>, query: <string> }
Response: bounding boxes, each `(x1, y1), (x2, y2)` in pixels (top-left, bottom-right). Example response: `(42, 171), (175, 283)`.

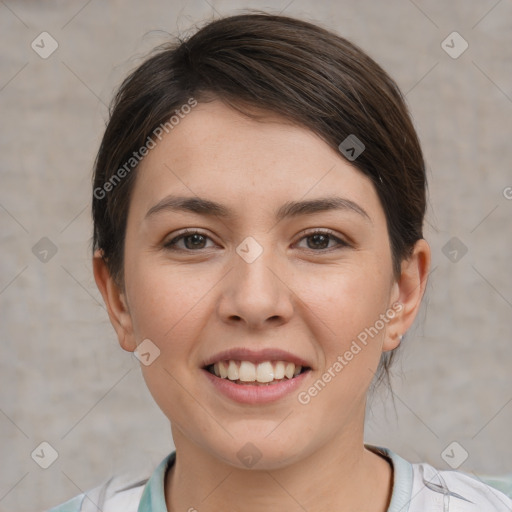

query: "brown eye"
(295, 230), (349, 251)
(164, 230), (214, 251)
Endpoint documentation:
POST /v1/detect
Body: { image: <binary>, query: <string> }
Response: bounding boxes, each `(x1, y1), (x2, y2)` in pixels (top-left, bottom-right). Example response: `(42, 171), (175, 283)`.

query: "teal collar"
(137, 446), (413, 512)
(137, 452), (176, 512)
(368, 445), (414, 512)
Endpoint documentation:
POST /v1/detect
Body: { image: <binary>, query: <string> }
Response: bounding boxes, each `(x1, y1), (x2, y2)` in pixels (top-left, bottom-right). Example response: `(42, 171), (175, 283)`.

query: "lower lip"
(202, 368), (311, 404)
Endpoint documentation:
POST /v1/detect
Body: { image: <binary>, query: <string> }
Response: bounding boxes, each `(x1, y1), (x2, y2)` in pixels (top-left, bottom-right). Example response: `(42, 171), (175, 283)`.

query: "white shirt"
(47, 446), (512, 511)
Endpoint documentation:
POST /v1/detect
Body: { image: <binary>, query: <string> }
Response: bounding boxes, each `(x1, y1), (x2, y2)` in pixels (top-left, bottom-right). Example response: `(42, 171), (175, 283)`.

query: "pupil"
(309, 234), (329, 249)
(186, 234), (205, 249)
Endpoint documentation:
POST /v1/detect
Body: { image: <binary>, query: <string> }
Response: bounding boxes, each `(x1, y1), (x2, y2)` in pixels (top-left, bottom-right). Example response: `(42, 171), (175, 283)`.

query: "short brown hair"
(92, 12), (427, 386)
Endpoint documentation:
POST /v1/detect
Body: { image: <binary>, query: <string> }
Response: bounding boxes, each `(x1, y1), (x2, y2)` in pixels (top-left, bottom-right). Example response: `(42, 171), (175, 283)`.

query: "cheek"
(300, 262), (392, 399)
(124, 260), (214, 420)
(305, 263), (391, 340)
(124, 256), (213, 359)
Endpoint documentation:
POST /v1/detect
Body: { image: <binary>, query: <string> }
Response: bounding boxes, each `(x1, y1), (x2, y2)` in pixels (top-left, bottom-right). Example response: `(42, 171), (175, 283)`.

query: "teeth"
(239, 361), (256, 382)
(210, 360), (304, 383)
(256, 361), (274, 383)
(218, 360), (228, 378)
(227, 360), (239, 380)
(274, 361), (285, 379)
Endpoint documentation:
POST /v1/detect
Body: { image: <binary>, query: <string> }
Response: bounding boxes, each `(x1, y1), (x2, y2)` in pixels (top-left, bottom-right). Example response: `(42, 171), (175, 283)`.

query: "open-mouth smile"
(202, 349), (313, 404)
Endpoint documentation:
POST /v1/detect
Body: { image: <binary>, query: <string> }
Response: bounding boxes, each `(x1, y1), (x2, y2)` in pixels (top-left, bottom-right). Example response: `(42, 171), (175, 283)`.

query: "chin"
(202, 431), (308, 471)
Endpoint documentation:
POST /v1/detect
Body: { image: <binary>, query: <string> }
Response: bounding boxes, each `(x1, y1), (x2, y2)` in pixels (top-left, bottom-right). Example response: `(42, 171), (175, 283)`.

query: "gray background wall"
(1, 0), (511, 510)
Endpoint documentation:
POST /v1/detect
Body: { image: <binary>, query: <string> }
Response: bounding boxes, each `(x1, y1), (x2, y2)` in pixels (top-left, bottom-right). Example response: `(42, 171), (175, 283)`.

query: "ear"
(383, 238), (431, 351)
(93, 250), (137, 352)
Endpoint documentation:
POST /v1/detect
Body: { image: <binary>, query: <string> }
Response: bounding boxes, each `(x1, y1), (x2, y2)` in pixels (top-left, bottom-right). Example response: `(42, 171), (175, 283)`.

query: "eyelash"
(163, 228), (349, 253)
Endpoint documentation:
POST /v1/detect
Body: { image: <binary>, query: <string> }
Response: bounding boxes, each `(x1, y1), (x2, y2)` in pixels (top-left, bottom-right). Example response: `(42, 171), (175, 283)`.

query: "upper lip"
(202, 348), (312, 369)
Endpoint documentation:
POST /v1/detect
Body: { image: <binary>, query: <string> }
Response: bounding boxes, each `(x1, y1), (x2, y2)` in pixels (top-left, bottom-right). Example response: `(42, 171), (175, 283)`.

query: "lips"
(202, 347), (312, 369)
(202, 363), (311, 404)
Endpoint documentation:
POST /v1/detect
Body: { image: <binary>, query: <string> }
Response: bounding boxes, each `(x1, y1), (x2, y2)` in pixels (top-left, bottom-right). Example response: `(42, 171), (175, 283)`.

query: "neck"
(165, 420), (392, 512)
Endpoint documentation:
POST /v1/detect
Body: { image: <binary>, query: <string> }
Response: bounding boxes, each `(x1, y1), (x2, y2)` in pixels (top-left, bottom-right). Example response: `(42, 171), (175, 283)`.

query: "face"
(96, 100), (425, 470)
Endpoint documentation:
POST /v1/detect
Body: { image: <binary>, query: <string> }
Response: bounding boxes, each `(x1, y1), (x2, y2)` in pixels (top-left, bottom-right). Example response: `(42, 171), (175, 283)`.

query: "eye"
(295, 229), (349, 251)
(163, 228), (349, 253)
(164, 229), (216, 251)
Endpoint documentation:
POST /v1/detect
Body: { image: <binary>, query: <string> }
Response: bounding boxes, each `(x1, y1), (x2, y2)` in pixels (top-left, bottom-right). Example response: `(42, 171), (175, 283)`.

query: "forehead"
(130, 100), (384, 224)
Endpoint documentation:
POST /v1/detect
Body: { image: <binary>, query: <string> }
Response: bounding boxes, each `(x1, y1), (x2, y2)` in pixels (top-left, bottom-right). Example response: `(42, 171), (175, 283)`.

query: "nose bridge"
(234, 234), (280, 297)
(218, 234), (293, 326)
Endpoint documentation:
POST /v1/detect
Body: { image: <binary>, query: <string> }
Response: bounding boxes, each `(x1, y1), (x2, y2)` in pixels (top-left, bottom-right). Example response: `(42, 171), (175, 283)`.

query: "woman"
(49, 12), (512, 512)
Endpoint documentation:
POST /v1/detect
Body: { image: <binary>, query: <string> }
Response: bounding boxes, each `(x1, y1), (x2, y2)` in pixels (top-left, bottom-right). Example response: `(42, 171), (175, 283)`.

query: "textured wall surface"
(1, 0), (511, 510)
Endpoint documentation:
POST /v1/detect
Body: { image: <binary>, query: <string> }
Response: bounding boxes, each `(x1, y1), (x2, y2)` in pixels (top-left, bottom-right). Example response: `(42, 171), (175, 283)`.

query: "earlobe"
(382, 330), (403, 352)
(383, 239), (431, 351)
(92, 250), (137, 352)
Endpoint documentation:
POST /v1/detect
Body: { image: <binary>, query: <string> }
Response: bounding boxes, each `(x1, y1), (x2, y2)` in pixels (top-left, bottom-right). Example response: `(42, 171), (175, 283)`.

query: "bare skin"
(94, 99), (430, 512)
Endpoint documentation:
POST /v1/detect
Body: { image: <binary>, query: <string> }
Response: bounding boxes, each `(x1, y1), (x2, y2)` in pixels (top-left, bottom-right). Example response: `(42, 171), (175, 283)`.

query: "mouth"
(204, 360), (311, 386)
(201, 348), (313, 403)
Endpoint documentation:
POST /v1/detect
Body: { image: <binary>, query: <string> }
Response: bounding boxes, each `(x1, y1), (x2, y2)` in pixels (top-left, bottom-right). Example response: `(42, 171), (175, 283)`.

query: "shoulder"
(409, 460), (512, 511)
(46, 452), (174, 512)
(45, 472), (148, 512)
(368, 445), (512, 512)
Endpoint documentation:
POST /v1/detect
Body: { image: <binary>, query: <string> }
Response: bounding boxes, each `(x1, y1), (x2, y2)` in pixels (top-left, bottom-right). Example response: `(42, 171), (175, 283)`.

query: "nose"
(216, 239), (294, 330)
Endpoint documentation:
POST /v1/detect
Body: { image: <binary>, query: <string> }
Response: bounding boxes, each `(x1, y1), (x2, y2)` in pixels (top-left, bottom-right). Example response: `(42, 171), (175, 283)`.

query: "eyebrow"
(145, 195), (371, 223)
